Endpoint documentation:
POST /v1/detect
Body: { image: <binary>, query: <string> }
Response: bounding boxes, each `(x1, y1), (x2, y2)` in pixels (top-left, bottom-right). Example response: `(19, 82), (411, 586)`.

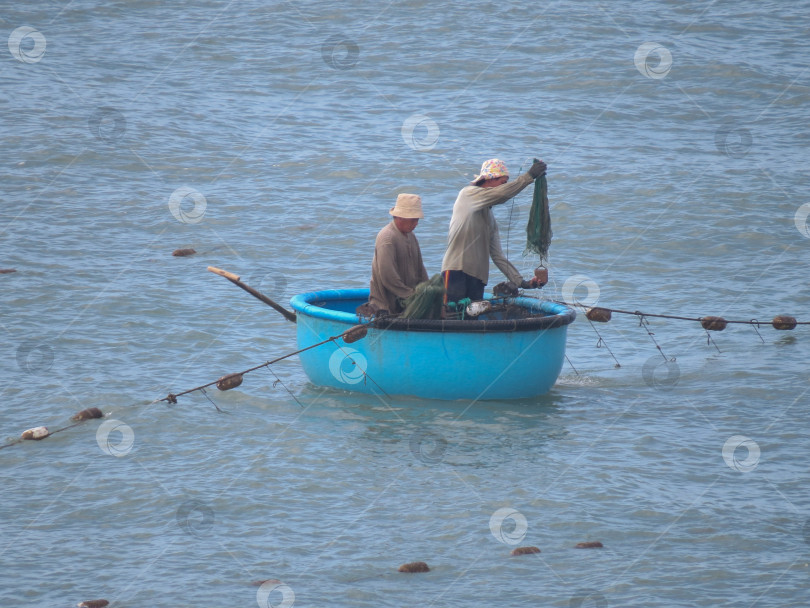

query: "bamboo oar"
(207, 266), (297, 323)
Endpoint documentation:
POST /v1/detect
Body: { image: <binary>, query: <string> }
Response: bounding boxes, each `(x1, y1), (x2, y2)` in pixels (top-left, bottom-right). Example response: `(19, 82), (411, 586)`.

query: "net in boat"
(400, 273), (445, 319)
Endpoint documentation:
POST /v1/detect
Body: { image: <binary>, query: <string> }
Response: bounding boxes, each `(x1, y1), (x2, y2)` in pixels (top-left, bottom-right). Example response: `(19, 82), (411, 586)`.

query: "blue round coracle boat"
(289, 289), (576, 401)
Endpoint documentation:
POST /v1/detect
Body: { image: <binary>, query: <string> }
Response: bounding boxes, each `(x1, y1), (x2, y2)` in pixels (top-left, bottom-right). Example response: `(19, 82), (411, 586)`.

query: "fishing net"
(400, 273), (445, 319)
(524, 167), (552, 262)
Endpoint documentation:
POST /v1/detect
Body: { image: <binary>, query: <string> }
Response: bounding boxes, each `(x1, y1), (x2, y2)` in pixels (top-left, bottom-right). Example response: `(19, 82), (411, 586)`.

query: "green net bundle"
(400, 273), (445, 319)
(524, 169), (552, 262)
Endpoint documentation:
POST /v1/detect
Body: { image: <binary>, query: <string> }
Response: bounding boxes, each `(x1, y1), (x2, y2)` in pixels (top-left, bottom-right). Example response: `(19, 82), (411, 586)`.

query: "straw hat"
(472, 158), (509, 185)
(389, 193), (424, 219)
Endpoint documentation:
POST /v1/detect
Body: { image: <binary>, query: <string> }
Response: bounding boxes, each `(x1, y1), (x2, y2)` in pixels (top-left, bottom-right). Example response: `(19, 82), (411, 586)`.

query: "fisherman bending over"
(441, 158), (547, 302)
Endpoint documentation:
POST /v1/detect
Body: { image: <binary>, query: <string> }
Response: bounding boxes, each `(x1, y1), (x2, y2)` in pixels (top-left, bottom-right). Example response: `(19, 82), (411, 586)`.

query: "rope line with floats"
(157, 324), (368, 406)
(0, 322), (369, 450)
(560, 301), (805, 368)
(0, 268), (371, 449)
(577, 305), (805, 330)
(0, 408), (105, 450)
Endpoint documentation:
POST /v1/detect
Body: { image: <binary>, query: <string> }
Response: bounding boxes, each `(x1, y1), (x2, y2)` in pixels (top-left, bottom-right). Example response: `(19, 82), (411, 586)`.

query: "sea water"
(2, 1), (809, 606)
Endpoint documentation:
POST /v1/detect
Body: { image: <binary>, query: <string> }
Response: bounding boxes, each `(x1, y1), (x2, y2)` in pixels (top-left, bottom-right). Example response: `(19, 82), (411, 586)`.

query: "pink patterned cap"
(472, 158), (509, 184)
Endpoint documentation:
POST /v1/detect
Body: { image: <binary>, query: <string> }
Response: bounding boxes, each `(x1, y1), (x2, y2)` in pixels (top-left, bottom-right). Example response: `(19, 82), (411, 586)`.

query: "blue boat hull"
(289, 289), (575, 401)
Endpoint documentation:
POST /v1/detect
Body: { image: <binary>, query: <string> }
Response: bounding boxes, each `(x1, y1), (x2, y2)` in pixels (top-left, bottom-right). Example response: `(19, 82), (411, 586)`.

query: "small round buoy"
(71, 407), (104, 422)
(398, 561), (430, 573)
(172, 248), (197, 257)
(772, 315), (797, 330)
(251, 579), (281, 586)
(534, 266), (549, 284)
(510, 546), (541, 556)
(575, 541), (603, 549)
(216, 373), (243, 391)
(77, 600), (109, 608)
(586, 307), (611, 323)
(700, 316), (727, 331)
(342, 324), (368, 344)
(21, 426), (49, 440)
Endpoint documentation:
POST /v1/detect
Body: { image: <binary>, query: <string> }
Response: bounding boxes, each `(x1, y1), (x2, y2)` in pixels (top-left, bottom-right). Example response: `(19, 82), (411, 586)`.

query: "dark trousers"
(443, 270), (485, 303)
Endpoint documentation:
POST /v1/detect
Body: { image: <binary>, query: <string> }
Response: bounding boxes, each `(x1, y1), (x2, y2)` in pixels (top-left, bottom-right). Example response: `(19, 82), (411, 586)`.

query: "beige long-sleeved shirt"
(369, 221), (429, 314)
(441, 172), (535, 285)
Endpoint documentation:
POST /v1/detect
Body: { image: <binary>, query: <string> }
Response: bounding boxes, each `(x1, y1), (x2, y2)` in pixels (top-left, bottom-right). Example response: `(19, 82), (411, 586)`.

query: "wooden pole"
(207, 266), (297, 323)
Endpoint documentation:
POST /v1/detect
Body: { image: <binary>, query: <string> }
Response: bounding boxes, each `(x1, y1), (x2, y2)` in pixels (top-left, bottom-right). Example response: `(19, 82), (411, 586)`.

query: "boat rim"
(290, 289), (576, 333)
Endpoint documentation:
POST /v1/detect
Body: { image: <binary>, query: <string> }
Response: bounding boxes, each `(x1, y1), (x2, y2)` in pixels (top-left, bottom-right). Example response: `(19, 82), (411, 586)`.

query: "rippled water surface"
(2, 1), (810, 606)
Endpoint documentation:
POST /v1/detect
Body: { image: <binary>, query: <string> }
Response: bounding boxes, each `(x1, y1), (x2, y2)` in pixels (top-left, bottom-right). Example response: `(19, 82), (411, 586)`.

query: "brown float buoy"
(21, 426), (49, 440)
(575, 541), (603, 549)
(77, 601), (109, 608)
(585, 307), (611, 323)
(172, 248), (197, 257)
(534, 266), (549, 284)
(772, 315), (797, 330)
(216, 373), (243, 391)
(510, 546), (541, 556)
(342, 324), (368, 344)
(398, 561), (430, 573)
(0, 268), (17, 274)
(700, 316), (727, 331)
(71, 407), (104, 422)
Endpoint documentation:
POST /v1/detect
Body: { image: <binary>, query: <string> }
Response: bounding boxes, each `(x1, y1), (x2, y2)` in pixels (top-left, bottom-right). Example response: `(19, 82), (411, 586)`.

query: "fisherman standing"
(441, 158), (547, 302)
(367, 193), (429, 316)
